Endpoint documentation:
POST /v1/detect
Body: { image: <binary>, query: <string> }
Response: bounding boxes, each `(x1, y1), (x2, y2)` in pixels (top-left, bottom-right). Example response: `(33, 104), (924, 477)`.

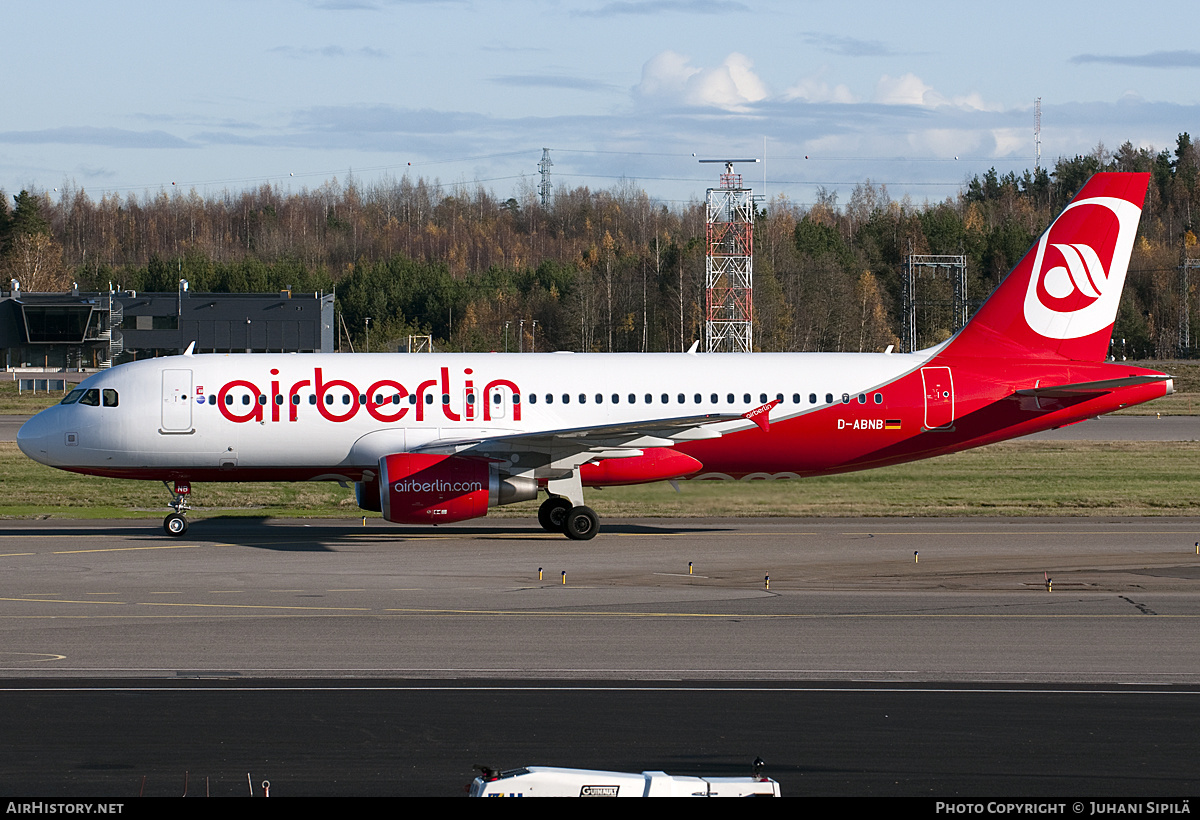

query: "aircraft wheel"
(538, 496), (572, 532)
(563, 505), (599, 541)
(164, 513), (188, 537)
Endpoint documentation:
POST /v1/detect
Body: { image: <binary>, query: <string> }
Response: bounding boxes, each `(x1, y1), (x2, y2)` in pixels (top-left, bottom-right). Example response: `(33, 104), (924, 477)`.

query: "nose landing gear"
(163, 480), (191, 536)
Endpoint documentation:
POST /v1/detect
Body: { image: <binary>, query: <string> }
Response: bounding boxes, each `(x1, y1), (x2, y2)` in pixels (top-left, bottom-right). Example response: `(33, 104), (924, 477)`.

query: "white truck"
(468, 761), (780, 797)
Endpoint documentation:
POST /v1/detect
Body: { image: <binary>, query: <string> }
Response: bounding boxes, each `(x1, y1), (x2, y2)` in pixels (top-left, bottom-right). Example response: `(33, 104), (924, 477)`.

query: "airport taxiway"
(2, 516), (1200, 797)
(1, 517), (1198, 683)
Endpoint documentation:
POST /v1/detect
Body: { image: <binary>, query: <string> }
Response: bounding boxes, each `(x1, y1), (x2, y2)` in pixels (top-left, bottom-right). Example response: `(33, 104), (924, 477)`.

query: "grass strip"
(1, 440), (1197, 521)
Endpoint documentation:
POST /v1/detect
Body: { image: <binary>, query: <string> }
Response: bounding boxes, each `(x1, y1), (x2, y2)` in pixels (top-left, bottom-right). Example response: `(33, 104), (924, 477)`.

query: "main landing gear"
(538, 495), (599, 541)
(163, 480), (191, 537)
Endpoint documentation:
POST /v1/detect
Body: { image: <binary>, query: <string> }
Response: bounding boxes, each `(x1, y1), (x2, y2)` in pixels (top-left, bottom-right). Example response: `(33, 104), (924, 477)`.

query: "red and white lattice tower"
(701, 159), (757, 352)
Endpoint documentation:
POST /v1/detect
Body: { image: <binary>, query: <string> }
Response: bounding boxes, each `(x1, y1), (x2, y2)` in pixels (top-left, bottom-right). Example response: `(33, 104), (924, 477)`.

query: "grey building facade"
(2, 285), (335, 372)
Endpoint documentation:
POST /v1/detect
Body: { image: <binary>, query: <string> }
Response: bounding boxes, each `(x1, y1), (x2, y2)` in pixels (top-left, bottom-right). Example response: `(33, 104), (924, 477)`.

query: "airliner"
(17, 173), (1172, 539)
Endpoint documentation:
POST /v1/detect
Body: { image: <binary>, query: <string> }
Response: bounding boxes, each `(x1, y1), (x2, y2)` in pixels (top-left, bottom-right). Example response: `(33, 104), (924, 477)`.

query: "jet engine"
(374, 453), (537, 524)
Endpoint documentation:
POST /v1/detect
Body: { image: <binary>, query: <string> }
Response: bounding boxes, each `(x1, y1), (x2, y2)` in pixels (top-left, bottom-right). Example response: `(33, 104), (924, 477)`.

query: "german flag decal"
(885, 419), (902, 430)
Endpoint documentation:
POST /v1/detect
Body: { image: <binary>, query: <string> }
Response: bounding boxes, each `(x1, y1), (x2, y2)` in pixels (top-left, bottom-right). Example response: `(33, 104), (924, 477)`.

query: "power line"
(553, 172), (973, 187)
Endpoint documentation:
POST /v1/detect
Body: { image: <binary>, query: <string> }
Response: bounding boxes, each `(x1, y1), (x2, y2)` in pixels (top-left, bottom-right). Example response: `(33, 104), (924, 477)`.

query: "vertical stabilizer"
(945, 172), (1149, 361)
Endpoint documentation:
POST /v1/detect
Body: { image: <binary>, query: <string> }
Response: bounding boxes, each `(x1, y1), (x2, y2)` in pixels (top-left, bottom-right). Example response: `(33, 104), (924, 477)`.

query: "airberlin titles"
(205, 364), (913, 434)
(206, 366), (522, 425)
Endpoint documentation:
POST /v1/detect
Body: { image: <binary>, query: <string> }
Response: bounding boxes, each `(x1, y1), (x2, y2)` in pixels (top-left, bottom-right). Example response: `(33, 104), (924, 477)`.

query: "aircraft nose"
(17, 410), (60, 466)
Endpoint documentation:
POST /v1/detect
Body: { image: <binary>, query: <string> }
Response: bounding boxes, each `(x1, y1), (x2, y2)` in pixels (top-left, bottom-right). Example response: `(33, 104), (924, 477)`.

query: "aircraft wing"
(1014, 374), (1172, 399)
(412, 412), (753, 460)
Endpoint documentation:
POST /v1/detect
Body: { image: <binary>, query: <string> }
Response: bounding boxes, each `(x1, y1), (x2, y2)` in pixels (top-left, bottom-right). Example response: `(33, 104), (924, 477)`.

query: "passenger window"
(425, 394), (433, 405)
(275, 395), (284, 405)
(874, 393), (883, 404)
(645, 394), (652, 403)
(528, 394), (537, 405)
(294, 395), (302, 405)
(579, 394), (587, 404)
(441, 394), (450, 405)
(594, 394), (602, 404)
(661, 393), (668, 403)
(612, 394), (619, 404)
(677, 393), (685, 403)
(857, 393), (866, 404)
(710, 393), (718, 403)
(628, 394), (636, 404)
(546, 394), (554, 405)
(727, 393), (735, 404)
(325, 394), (333, 405)
(825, 393), (834, 404)
(513, 394), (521, 404)
(792, 393), (801, 404)
(809, 393), (817, 404)
(841, 393), (850, 404)
(102, 389), (119, 407)
(226, 394), (234, 406)
(694, 394), (702, 404)
(259, 395), (268, 406)
(243, 395), (252, 406)
(743, 393), (750, 404)
(760, 393), (768, 404)
(562, 394), (570, 404)
(342, 395), (351, 406)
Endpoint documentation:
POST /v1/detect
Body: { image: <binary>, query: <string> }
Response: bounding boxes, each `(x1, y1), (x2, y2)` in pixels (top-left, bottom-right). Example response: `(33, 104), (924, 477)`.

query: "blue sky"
(4, 0), (1199, 206)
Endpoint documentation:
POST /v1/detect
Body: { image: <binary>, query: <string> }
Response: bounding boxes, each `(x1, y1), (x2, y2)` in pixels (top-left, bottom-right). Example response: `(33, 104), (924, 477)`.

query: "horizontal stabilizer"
(1014, 374), (1172, 399)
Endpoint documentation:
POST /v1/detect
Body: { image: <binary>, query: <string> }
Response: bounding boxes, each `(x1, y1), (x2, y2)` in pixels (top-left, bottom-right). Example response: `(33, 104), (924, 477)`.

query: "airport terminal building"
(1, 283), (335, 373)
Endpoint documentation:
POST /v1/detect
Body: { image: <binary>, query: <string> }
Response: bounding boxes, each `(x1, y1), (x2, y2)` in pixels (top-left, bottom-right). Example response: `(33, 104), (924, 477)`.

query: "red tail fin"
(945, 172), (1149, 361)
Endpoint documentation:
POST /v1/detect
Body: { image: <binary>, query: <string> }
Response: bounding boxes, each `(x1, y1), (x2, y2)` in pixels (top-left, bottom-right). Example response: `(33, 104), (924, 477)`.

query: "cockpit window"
(78, 389), (101, 406)
(60, 389), (85, 405)
(102, 389), (118, 407)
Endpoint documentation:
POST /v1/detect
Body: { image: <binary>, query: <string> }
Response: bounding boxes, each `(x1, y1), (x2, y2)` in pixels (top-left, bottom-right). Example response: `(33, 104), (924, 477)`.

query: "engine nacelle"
(580, 448), (703, 487)
(377, 453), (536, 524)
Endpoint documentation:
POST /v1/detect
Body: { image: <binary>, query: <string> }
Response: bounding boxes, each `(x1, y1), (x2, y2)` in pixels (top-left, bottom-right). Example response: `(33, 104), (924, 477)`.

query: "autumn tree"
(2, 190), (71, 291)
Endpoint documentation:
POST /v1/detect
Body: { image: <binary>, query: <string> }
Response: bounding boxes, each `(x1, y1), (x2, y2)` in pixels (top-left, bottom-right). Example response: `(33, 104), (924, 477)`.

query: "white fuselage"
(18, 350), (931, 479)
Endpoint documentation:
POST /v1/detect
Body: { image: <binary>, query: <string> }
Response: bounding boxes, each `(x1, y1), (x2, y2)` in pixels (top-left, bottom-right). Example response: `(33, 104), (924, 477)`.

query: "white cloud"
(722, 53), (768, 102)
(635, 51), (768, 110)
(989, 127), (1030, 157)
(875, 73), (940, 106)
(952, 92), (1003, 113)
(874, 73), (1001, 111)
(782, 72), (857, 104)
(636, 50), (698, 99)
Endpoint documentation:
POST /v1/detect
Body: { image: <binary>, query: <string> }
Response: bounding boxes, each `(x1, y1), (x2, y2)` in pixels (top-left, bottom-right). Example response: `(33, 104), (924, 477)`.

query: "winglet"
(686, 340), (700, 355)
(742, 398), (781, 432)
(182, 341), (196, 356)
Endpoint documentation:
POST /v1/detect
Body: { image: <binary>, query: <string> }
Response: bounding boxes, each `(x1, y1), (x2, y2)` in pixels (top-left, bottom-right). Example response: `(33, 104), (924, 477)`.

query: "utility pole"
(538, 149), (553, 208)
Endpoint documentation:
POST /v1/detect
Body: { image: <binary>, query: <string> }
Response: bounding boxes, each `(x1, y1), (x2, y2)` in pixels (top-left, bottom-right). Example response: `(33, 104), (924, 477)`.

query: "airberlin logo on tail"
(1023, 196), (1141, 340)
